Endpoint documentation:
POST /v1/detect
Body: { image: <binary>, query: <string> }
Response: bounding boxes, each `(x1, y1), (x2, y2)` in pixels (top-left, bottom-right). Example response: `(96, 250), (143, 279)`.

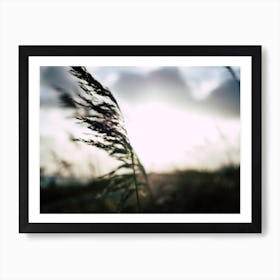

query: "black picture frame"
(19, 45), (261, 233)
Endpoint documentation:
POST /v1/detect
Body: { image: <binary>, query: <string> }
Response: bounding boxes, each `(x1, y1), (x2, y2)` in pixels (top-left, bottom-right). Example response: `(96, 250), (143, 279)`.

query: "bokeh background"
(40, 66), (240, 213)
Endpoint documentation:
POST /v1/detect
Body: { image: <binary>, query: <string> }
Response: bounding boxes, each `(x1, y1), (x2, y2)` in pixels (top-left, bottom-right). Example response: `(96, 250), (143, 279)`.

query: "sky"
(40, 65), (240, 177)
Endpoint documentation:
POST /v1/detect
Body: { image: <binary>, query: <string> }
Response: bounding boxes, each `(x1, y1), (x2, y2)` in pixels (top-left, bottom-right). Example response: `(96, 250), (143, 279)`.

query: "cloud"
(112, 66), (192, 106)
(40, 66), (240, 119)
(199, 78), (240, 118)
(41, 67), (72, 89)
(40, 67), (79, 107)
(179, 66), (237, 100)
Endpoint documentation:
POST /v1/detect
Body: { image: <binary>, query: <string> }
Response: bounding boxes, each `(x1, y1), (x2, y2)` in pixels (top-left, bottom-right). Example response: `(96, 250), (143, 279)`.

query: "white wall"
(0, 0), (279, 279)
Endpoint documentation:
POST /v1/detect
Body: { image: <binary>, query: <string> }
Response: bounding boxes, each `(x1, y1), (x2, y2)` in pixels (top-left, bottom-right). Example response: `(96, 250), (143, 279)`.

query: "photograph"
(40, 65), (241, 214)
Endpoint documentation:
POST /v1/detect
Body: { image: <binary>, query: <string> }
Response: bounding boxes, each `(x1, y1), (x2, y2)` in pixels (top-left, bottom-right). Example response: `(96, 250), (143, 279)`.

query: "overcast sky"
(40, 65), (240, 111)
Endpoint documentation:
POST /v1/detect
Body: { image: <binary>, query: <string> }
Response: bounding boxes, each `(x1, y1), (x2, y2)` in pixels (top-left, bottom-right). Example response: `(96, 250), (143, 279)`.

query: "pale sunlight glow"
(41, 102), (240, 176)
(122, 102), (240, 172)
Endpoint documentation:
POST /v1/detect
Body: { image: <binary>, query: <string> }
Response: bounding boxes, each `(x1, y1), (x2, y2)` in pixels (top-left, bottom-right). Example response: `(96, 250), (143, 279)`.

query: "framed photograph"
(19, 45), (261, 233)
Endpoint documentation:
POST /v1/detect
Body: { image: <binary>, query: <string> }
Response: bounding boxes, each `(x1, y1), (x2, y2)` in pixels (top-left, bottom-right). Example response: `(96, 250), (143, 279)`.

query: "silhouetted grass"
(55, 66), (152, 212)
